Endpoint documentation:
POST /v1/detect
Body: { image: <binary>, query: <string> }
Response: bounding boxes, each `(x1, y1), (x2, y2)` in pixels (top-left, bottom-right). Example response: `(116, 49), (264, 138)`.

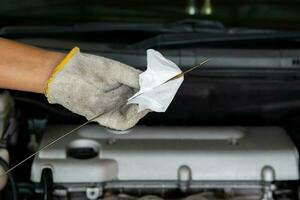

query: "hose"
(40, 168), (53, 200)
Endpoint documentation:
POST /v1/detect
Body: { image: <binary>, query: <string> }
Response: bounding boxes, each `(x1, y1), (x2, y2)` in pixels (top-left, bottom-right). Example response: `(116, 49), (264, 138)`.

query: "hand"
(45, 47), (149, 130)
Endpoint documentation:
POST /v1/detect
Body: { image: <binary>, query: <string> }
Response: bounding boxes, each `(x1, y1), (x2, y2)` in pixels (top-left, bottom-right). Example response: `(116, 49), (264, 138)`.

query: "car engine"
(28, 125), (298, 200)
(1, 43), (300, 199)
(0, 83), (300, 200)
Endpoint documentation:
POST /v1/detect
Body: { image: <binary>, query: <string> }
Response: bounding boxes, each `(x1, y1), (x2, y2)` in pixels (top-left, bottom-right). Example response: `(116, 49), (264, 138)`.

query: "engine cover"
(31, 126), (299, 183)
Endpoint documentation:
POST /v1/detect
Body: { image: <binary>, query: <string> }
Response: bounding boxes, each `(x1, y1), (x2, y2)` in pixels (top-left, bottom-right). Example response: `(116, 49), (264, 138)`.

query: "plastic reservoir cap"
(105, 128), (133, 135)
(67, 139), (100, 159)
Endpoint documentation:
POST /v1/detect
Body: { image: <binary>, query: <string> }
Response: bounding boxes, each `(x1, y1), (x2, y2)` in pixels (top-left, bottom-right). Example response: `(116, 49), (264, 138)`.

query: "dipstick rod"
(167, 58), (210, 82)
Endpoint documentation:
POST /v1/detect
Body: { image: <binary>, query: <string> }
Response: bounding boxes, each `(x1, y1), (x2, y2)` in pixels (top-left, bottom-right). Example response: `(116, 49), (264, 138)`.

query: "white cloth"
(128, 49), (184, 112)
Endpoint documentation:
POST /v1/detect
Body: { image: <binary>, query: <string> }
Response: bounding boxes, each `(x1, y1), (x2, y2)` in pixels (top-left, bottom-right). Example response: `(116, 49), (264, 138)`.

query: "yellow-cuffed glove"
(45, 47), (149, 131)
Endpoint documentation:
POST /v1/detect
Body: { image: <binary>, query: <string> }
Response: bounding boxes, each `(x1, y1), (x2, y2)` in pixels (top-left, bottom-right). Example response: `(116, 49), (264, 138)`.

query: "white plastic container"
(31, 126), (299, 183)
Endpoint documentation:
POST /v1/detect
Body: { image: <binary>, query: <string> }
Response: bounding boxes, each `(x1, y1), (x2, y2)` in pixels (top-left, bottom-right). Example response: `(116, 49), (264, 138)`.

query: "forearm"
(0, 38), (65, 93)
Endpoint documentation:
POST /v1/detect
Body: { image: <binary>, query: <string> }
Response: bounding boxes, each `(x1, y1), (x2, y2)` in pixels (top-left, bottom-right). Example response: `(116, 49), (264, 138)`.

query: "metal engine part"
(0, 91), (13, 139)
(30, 126), (299, 199)
(0, 91), (13, 190)
(57, 192), (263, 200)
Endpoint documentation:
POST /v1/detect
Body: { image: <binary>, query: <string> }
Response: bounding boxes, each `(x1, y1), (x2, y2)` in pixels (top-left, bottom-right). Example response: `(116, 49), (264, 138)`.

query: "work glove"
(45, 47), (149, 131)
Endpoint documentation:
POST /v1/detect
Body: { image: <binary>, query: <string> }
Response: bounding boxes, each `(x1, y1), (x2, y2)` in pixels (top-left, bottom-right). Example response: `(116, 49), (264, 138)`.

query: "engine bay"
(0, 0), (300, 200)
(0, 88), (300, 200)
(2, 0), (300, 199)
(2, 32), (300, 200)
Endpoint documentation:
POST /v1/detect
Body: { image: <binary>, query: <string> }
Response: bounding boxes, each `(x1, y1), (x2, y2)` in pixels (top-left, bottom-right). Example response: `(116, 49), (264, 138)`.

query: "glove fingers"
(84, 85), (134, 119)
(81, 53), (141, 89)
(82, 53), (141, 89)
(104, 84), (135, 100)
(94, 104), (150, 131)
(112, 62), (141, 89)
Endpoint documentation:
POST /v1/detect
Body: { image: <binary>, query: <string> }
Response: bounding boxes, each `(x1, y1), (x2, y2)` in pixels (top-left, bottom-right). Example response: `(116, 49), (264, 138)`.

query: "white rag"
(128, 49), (184, 112)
